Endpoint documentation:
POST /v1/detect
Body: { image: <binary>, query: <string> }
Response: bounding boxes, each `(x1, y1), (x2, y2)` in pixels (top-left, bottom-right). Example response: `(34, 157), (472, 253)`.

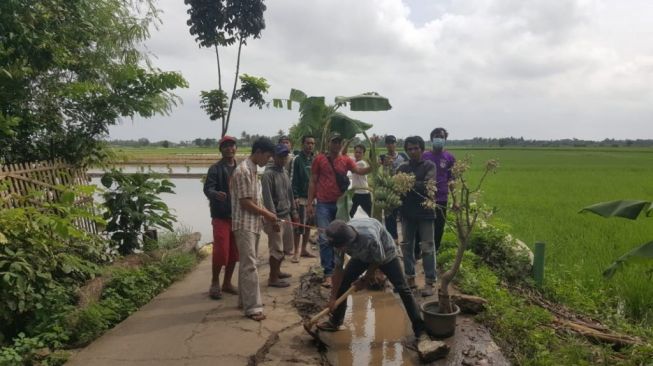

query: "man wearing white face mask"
(422, 128), (456, 253)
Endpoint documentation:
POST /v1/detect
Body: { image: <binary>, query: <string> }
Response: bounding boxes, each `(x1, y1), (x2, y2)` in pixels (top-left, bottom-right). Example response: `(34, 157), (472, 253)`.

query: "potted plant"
(421, 157), (499, 337)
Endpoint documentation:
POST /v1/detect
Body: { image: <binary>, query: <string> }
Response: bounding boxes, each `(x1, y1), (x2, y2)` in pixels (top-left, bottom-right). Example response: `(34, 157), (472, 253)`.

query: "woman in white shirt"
(349, 144), (372, 217)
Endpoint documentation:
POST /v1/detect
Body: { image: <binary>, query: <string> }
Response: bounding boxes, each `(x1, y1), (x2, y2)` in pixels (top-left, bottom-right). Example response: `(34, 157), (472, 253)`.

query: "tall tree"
(0, 0), (188, 165)
(185, 0), (269, 137)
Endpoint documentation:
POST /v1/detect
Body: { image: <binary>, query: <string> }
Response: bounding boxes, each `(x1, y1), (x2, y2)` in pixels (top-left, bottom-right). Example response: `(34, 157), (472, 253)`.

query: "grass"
(449, 147), (653, 324)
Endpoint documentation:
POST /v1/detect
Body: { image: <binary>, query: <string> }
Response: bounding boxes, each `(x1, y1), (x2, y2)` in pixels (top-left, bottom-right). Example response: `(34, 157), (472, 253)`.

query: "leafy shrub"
(101, 170), (177, 255)
(0, 186), (107, 340)
(469, 224), (533, 283)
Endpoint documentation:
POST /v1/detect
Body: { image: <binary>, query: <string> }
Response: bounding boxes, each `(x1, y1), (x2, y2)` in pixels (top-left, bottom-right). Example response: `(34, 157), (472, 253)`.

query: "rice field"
(451, 147), (653, 323)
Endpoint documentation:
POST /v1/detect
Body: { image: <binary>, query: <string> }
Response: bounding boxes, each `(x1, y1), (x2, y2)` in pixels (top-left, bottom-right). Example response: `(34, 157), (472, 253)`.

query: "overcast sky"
(108, 0), (653, 142)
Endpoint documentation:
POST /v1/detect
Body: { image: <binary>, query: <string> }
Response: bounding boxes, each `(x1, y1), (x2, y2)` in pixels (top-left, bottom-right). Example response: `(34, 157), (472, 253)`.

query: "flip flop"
(300, 252), (316, 258)
(209, 285), (222, 300)
(278, 272), (292, 279)
(246, 312), (266, 321)
(268, 279), (290, 288)
(321, 279), (332, 289)
(290, 257), (300, 263)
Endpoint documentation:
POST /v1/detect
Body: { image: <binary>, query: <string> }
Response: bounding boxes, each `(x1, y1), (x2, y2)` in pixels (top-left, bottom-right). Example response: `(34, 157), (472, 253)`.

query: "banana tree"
(580, 200), (653, 278)
(273, 89), (391, 220)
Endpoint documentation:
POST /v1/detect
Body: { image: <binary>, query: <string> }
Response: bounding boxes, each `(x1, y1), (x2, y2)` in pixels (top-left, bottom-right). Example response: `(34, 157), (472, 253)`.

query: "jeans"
(316, 202), (338, 277)
(330, 257), (425, 336)
(384, 208), (399, 240)
(402, 219), (436, 284)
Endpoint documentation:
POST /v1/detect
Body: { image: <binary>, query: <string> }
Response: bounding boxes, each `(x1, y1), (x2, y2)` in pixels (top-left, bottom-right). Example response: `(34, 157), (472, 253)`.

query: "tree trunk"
(214, 44), (225, 137)
(224, 37), (244, 136)
(439, 233), (468, 314)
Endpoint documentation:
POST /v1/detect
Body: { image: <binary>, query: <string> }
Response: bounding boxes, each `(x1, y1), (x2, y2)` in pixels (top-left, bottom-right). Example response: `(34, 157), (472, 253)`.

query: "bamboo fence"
(0, 159), (98, 234)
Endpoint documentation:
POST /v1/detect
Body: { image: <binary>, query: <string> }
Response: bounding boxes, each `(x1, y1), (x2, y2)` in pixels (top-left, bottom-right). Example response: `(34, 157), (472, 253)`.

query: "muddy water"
(320, 291), (420, 366)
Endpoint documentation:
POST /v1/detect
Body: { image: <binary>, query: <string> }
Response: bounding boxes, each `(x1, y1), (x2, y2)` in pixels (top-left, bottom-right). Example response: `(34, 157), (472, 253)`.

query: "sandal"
(290, 257), (300, 263)
(278, 272), (292, 279)
(268, 279), (290, 288)
(321, 278), (332, 289)
(300, 252), (316, 258)
(246, 312), (266, 322)
(316, 320), (341, 332)
(209, 285), (222, 300)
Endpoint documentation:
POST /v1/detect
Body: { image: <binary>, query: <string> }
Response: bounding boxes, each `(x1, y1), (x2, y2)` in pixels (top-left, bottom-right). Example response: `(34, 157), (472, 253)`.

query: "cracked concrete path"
(66, 237), (323, 366)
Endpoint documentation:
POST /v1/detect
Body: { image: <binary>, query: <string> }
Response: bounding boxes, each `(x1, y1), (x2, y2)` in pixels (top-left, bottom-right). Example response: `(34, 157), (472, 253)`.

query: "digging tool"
(303, 285), (358, 340)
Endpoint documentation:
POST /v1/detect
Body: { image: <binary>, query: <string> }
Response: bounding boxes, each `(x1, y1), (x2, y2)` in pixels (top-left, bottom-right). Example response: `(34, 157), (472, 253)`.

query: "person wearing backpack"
(307, 133), (372, 288)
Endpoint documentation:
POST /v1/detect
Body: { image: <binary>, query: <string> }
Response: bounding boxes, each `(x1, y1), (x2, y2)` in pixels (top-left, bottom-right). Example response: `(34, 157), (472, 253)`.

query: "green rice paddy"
(451, 147), (653, 323)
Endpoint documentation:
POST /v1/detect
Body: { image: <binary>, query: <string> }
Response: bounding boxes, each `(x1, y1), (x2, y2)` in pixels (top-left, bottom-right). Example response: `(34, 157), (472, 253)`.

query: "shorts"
(264, 215), (294, 260)
(212, 218), (238, 267)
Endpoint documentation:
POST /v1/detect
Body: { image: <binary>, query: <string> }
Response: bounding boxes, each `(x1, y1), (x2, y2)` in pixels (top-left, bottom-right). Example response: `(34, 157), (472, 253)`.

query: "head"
(301, 135), (315, 154)
(278, 135), (292, 150)
(250, 137), (275, 167)
(329, 134), (343, 155)
(219, 136), (237, 159)
(385, 135), (397, 154)
(325, 220), (357, 249)
(429, 127), (448, 152)
(273, 143), (290, 167)
(353, 144), (366, 161)
(404, 136), (425, 161)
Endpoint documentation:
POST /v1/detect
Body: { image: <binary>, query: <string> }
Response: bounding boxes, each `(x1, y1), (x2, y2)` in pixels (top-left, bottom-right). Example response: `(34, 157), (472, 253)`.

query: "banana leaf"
(579, 200), (652, 220)
(335, 93), (392, 111)
(603, 241), (653, 278)
(329, 112), (373, 139)
(289, 88), (307, 103)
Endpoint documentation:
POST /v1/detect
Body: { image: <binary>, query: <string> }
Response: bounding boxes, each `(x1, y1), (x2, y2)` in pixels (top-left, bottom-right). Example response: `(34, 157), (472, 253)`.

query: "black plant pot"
(421, 301), (460, 338)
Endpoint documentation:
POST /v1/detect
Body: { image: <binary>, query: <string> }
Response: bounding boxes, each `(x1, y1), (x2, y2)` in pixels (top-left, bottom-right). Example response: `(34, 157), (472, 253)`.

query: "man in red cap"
(203, 135), (238, 299)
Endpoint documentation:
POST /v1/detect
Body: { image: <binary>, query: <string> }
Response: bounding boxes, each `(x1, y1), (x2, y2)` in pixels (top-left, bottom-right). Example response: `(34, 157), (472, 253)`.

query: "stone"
(417, 339), (450, 363)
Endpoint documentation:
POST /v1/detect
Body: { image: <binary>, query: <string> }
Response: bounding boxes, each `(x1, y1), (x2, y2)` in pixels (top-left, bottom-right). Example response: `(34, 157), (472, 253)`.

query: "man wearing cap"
(203, 135), (238, 300)
(306, 133), (372, 288)
(378, 135), (408, 242)
(261, 144), (299, 288)
(316, 218), (426, 341)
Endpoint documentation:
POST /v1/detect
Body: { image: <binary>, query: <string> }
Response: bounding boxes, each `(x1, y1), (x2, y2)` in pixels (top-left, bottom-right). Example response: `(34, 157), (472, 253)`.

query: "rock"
(417, 339), (450, 363)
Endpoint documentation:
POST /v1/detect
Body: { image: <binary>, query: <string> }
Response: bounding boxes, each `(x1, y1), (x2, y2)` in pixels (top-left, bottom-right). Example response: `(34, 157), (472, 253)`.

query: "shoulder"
(423, 160), (436, 169)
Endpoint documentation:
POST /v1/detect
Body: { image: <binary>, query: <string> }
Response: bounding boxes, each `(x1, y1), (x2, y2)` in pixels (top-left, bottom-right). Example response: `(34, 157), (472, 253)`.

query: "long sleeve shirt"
(397, 159), (437, 220)
(261, 165), (298, 218)
(334, 218), (397, 269)
(203, 160), (236, 219)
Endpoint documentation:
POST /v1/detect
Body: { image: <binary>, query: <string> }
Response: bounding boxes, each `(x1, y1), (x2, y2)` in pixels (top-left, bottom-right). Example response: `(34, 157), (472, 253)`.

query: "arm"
(306, 157), (320, 216)
(239, 197), (277, 223)
(291, 155), (301, 197)
(288, 178), (299, 219)
(414, 162), (436, 194)
(349, 157), (372, 175)
(203, 165), (226, 201)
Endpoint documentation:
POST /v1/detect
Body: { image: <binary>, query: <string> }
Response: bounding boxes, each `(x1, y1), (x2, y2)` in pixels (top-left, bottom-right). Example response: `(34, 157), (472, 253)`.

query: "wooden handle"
(308, 285), (357, 326)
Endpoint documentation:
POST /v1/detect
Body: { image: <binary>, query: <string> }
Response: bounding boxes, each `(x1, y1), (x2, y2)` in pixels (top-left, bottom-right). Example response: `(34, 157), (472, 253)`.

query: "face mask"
(432, 137), (445, 149)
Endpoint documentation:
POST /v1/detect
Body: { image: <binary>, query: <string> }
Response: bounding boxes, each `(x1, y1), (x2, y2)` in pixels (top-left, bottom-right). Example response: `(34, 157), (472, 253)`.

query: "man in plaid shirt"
(231, 137), (278, 321)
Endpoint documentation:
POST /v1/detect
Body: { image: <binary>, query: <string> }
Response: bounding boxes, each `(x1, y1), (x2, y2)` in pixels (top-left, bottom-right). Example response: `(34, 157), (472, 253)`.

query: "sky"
(108, 0), (653, 142)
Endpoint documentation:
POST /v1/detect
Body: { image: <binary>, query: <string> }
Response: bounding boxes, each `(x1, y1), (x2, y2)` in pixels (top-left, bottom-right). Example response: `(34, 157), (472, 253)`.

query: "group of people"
(203, 127), (455, 338)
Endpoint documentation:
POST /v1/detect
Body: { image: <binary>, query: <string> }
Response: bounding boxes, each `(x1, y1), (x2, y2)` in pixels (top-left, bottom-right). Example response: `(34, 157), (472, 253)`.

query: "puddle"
(320, 291), (420, 366)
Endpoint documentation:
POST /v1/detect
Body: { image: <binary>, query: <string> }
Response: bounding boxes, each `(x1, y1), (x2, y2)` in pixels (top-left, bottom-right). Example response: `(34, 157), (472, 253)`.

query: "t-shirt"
(349, 160), (369, 195)
(334, 218), (397, 269)
(422, 150), (455, 203)
(311, 153), (357, 203)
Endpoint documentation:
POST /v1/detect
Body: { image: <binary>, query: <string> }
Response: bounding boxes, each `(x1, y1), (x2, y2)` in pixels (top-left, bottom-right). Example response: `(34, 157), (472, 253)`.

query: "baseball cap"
(329, 132), (343, 142)
(384, 135), (397, 144)
(219, 135), (236, 147)
(274, 143), (290, 156)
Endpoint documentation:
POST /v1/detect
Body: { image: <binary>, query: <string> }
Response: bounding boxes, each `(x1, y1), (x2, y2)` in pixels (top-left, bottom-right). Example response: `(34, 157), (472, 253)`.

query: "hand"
(216, 191), (227, 201)
(294, 198), (300, 207)
(306, 203), (315, 218)
(451, 203), (461, 211)
(291, 215), (299, 223)
(263, 211), (277, 223)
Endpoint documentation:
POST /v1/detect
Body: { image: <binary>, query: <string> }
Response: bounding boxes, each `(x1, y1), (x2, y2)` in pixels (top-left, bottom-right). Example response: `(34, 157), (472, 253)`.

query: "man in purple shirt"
(422, 127), (456, 252)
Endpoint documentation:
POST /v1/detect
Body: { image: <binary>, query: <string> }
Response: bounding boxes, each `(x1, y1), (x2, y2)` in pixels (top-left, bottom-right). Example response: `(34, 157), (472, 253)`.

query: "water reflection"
(322, 291), (418, 366)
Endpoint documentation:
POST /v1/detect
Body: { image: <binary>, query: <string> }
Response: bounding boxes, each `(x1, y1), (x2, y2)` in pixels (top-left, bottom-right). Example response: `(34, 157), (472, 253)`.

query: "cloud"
(109, 0), (653, 141)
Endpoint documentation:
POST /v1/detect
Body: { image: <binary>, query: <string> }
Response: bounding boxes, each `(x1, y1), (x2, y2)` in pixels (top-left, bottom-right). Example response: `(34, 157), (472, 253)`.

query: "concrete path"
(66, 238), (323, 366)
